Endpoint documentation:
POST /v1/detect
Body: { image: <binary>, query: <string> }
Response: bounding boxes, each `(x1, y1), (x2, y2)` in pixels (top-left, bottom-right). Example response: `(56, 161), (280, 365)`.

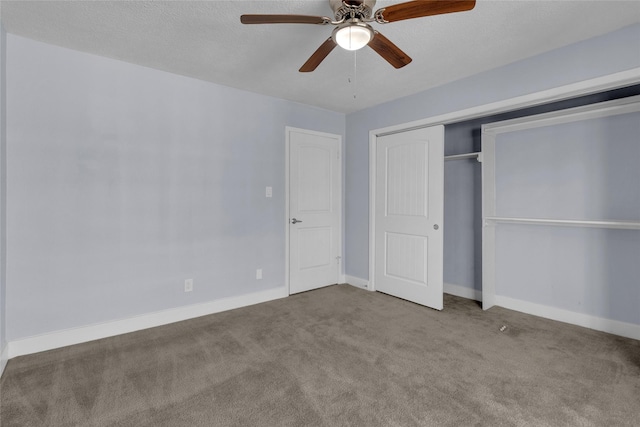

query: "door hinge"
(336, 256), (342, 264)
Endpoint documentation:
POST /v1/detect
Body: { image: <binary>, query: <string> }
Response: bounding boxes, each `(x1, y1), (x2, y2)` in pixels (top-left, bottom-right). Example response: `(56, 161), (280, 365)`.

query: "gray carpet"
(1, 284), (639, 426)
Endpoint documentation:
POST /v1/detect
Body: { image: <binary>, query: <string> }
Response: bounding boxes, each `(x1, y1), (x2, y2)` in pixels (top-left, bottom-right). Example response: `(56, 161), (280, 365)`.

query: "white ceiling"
(1, 1), (639, 113)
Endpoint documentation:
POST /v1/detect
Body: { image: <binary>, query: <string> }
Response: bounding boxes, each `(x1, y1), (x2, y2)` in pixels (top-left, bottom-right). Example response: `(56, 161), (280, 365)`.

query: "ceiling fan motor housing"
(330, 0), (376, 21)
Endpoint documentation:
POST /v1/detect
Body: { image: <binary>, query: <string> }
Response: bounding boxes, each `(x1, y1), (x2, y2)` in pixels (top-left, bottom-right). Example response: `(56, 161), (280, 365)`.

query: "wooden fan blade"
(299, 38), (337, 72)
(368, 31), (412, 69)
(241, 14), (328, 25)
(377, 0), (476, 23)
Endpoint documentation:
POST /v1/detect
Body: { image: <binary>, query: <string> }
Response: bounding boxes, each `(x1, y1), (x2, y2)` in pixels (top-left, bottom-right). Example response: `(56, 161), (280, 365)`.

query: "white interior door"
(374, 125), (444, 309)
(288, 128), (341, 294)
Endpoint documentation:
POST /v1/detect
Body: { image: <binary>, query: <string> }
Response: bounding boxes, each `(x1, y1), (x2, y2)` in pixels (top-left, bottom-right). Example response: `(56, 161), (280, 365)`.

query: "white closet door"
(374, 125), (444, 309)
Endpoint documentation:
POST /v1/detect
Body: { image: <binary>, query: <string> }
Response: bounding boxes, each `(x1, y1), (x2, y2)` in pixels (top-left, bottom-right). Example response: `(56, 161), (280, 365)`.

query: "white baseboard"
(495, 295), (640, 341)
(341, 279), (638, 341)
(0, 343), (8, 378)
(8, 286), (288, 360)
(444, 283), (482, 301)
(344, 275), (371, 291)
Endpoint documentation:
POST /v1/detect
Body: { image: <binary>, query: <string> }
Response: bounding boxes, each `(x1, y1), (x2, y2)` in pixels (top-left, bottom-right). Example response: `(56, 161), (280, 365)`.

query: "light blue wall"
(495, 114), (640, 221)
(5, 35), (345, 341)
(345, 23), (640, 284)
(0, 24), (7, 356)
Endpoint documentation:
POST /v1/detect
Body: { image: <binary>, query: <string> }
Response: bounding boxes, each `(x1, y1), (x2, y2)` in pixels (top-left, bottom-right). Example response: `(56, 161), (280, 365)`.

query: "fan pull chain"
(352, 50), (357, 100)
(347, 51), (357, 100)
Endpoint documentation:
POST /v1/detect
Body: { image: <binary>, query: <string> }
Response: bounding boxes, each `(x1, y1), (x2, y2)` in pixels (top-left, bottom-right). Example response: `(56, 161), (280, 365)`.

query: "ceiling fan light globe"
(334, 24), (373, 51)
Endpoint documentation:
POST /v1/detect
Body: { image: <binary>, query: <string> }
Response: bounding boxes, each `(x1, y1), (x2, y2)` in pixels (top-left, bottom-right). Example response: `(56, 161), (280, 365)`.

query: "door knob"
(433, 224), (439, 230)
(291, 218), (303, 224)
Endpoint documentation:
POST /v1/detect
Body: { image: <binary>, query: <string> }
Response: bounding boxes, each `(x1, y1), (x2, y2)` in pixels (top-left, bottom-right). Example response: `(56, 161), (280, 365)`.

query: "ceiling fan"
(241, 0), (476, 72)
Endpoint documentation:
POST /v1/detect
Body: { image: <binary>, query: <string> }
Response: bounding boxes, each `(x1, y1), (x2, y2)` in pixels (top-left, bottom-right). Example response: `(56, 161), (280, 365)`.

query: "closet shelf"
(484, 216), (640, 230)
(444, 152), (481, 161)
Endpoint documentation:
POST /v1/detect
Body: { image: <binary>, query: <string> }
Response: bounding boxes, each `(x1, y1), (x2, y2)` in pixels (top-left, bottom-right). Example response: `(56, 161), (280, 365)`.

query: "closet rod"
(484, 216), (640, 230)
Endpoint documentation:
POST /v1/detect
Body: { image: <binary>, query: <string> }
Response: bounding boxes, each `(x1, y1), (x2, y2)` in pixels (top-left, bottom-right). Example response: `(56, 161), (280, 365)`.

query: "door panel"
(386, 142), (429, 217)
(385, 232), (428, 284)
(297, 146), (331, 212)
(298, 227), (332, 269)
(375, 125), (444, 309)
(288, 128), (341, 294)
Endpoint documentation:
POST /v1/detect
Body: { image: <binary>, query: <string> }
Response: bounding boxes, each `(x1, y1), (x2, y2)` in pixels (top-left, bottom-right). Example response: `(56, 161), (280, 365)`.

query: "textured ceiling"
(1, 1), (639, 113)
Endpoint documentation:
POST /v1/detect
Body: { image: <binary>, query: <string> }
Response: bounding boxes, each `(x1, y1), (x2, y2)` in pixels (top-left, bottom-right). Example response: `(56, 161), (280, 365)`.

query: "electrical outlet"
(256, 269), (262, 280)
(266, 187), (272, 198)
(184, 279), (193, 292)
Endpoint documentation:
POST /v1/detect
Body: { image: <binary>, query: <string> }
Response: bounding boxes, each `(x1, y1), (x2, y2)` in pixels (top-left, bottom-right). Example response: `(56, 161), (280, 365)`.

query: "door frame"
(285, 126), (344, 296)
(368, 67), (640, 293)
